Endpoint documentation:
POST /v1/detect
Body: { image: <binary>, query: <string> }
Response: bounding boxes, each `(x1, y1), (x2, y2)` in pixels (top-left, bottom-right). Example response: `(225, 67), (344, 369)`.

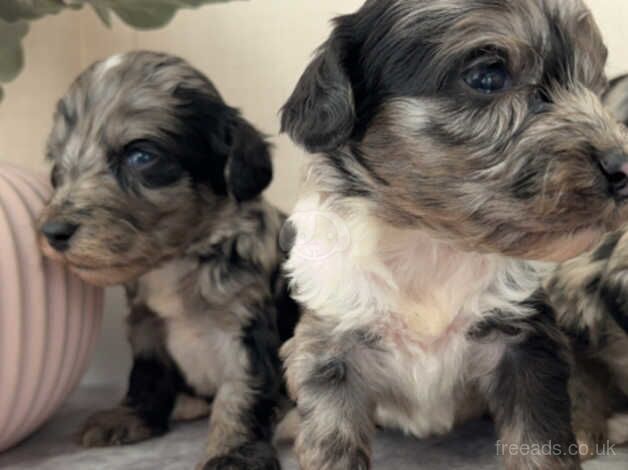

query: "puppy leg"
(568, 356), (611, 460)
(79, 304), (182, 447)
(202, 307), (283, 470)
(283, 318), (376, 470)
(599, 324), (628, 396)
(201, 382), (280, 470)
(473, 301), (581, 470)
(546, 242), (628, 455)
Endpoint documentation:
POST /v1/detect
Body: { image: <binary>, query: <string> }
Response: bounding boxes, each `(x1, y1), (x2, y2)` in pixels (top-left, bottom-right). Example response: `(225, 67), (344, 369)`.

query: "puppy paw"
(77, 407), (162, 447)
(201, 442), (281, 470)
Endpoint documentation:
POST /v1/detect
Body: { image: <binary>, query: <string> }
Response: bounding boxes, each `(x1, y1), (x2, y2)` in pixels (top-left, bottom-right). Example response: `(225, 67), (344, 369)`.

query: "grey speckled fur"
(38, 51), (300, 470)
(280, 1), (628, 469)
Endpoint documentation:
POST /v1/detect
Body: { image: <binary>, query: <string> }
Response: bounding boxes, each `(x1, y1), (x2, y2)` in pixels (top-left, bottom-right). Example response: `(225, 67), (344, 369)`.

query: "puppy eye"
(125, 150), (158, 169)
(463, 62), (512, 94)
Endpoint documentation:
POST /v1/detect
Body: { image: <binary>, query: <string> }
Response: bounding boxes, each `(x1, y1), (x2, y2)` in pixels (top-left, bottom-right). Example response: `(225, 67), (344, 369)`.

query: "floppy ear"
(281, 34), (355, 153)
(604, 74), (628, 126)
(226, 116), (273, 202)
(172, 83), (272, 201)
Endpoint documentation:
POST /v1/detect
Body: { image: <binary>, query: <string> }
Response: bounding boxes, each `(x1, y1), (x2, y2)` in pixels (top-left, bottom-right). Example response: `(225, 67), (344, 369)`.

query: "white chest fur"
(372, 233), (535, 436)
(287, 193), (550, 436)
(165, 314), (246, 395)
(137, 259), (246, 396)
(374, 330), (472, 437)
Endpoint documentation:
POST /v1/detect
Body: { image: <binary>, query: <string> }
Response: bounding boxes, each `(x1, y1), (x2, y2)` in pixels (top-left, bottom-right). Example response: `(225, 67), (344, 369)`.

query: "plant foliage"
(0, 0), (239, 101)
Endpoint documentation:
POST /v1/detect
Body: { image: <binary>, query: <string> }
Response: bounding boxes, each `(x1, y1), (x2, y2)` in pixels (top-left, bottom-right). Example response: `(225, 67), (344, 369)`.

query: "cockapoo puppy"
(39, 51), (299, 470)
(546, 73), (628, 458)
(280, 1), (628, 469)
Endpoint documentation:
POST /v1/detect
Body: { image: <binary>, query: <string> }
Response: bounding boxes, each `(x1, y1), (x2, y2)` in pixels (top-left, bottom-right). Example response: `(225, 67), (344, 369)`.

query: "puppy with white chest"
(38, 51), (299, 470)
(280, 1), (628, 469)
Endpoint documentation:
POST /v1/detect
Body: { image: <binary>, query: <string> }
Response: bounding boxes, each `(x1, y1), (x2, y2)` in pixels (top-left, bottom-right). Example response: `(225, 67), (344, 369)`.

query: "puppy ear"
(281, 34), (355, 153)
(173, 84), (271, 201)
(226, 117), (273, 202)
(604, 74), (628, 125)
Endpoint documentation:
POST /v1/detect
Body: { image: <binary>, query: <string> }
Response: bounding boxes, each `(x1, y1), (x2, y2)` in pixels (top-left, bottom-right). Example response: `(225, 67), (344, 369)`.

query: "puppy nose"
(599, 150), (628, 198)
(41, 221), (79, 252)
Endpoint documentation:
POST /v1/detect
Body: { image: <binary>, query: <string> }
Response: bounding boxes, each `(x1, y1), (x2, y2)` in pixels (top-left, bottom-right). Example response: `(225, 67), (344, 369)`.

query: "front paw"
(201, 442), (281, 470)
(77, 407), (163, 447)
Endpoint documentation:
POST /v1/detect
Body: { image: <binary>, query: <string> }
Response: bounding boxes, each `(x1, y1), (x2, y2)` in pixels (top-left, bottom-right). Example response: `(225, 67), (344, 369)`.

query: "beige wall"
(0, 0), (626, 384)
(0, 10), (82, 172)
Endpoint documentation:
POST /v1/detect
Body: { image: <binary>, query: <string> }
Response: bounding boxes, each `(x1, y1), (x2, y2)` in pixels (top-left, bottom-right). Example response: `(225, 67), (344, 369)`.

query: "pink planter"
(0, 163), (103, 453)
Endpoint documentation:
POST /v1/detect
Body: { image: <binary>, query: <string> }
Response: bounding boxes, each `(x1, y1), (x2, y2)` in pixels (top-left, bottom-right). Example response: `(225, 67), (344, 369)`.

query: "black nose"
(41, 221), (79, 252)
(599, 150), (628, 198)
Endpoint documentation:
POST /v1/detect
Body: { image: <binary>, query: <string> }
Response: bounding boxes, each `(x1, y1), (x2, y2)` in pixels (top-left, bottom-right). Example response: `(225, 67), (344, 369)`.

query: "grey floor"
(0, 385), (626, 470)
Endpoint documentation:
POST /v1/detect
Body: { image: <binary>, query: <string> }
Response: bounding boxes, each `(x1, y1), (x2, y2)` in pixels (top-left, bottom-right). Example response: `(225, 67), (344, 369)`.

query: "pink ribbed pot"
(0, 163), (103, 453)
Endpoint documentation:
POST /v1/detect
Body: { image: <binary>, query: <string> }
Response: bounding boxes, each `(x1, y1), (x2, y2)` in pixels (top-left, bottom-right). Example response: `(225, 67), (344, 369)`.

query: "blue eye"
(126, 150), (157, 168)
(463, 62), (512, 94)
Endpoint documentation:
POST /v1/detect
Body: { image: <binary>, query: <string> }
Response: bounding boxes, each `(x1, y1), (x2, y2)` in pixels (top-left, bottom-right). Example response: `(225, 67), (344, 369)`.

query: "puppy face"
(39, 51), (272, 285)
(282, 0), (628, 261)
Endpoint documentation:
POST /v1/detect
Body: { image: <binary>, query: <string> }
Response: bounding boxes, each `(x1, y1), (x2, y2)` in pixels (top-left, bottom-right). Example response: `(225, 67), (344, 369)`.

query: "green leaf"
(108, 1), (178, 29)
(0, 19), (28, 83)
(0, 86), (4, 102)
(0, 1), (240, 29)
(0, 1), (66, 22)
(86, 0), (111, 26)
(107, 0), (240, 30)
(0, 0), (242, 103)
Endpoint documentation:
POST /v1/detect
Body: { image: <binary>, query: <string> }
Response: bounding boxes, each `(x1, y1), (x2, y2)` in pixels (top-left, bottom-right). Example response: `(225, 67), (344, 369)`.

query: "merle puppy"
(547, 74), (628, 456)
(280, 1), (628, 469)
(38, 51), (298, 470)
